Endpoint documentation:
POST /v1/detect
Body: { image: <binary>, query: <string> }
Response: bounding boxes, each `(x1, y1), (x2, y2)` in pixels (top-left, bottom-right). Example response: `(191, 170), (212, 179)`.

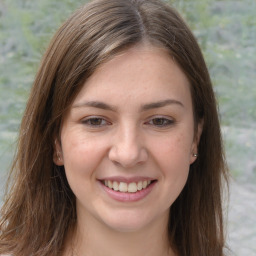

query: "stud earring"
(193, 153), (198, 157)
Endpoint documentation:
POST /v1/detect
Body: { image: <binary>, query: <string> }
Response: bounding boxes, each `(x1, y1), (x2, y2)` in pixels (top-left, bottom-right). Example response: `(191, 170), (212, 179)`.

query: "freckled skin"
(55, 44), (202, 237)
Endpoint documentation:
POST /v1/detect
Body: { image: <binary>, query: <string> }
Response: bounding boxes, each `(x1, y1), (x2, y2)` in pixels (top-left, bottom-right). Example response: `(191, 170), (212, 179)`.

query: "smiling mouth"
(101, 180), (156, 193)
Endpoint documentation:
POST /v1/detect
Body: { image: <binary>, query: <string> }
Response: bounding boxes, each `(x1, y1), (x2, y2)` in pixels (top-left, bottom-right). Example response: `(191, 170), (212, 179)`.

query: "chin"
(100, 209), (166, 233)
(105, 219), (149, 233)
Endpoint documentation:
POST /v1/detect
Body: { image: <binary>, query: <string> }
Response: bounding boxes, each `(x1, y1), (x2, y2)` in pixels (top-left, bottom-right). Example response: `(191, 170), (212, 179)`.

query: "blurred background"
(0, 0), (255, 254)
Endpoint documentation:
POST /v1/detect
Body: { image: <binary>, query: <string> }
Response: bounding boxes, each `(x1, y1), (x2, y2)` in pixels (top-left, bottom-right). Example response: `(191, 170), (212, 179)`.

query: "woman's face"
(55, 45), (202, 232)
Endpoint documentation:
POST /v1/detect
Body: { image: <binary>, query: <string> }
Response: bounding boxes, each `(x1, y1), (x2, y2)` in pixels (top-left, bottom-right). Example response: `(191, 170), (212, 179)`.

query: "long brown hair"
(0, 0), (229, 255)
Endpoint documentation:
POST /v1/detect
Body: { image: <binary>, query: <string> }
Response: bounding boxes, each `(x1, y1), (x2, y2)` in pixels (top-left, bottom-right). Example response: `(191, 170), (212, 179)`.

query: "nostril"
(108, 144), (148, 168)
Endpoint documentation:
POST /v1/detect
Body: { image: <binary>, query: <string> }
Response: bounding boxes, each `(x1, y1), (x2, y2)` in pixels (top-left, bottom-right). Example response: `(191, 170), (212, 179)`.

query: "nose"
(108, 125), (148, 168)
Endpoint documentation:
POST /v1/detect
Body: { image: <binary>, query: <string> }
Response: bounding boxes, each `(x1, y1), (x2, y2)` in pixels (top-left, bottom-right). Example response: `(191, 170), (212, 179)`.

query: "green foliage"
(0, 0), (88, 173)
(171, 0), (256, 129)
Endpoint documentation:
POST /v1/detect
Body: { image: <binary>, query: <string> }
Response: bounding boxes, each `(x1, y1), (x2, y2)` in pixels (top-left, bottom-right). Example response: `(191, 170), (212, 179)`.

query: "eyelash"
(145, 117), (175, 127)
(81, 117), (111, 127)
(81, 116), (175, 128)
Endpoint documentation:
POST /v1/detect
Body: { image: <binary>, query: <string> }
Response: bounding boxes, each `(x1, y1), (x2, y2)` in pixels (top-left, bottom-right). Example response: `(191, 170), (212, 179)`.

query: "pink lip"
(98, 180), (157, 202)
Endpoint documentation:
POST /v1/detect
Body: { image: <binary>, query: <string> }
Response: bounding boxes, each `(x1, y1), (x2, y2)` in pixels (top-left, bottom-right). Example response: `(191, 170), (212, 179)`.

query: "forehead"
(72, 44), (192, 110)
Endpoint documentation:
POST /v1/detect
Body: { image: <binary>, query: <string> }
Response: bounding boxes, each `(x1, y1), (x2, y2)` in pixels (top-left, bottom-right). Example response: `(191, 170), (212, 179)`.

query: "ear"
(190, 120), (204, 164)
(53, 138), (64, 166)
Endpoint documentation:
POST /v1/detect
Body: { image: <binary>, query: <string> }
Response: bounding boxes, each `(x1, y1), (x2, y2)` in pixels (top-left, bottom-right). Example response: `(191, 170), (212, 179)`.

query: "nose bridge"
(108, 121), (147, 167)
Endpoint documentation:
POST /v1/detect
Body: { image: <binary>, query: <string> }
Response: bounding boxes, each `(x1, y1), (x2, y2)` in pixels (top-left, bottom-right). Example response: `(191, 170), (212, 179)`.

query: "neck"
(64, 210), (176, 256)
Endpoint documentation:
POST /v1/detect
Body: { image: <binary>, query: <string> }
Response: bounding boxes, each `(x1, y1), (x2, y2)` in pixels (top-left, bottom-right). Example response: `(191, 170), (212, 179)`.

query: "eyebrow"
(72, 99), (184, 111)
(73, 101), (117, 111)
(140, 99), (184, 111)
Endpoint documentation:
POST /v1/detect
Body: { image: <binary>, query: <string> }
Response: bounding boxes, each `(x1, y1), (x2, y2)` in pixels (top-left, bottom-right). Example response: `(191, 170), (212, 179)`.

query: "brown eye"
(89, 118), (104, 126)
(148, 117), (174, 127)
(82, 117), (110, 127)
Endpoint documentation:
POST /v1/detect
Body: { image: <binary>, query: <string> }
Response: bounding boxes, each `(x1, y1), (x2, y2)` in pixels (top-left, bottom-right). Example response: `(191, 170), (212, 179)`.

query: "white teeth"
(103, 180), (153, 193)
(108, 180), (113, 189)
(113, 181), (119, 191)
(119, 182), (128, 192)
(128, 182), (137, 193)
(137, 181), (143, 190)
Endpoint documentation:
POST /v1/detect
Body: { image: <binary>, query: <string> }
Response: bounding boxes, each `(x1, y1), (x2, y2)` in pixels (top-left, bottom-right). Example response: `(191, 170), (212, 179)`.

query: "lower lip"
(99, 181), (156, 202)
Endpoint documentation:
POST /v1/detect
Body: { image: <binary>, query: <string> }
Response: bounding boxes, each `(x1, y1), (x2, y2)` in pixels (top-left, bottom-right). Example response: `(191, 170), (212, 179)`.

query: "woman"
(0, 0), (229, 255)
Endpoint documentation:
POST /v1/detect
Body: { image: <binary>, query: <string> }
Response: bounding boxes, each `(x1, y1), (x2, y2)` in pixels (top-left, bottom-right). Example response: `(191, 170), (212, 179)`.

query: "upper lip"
(98, 176), (157, 183)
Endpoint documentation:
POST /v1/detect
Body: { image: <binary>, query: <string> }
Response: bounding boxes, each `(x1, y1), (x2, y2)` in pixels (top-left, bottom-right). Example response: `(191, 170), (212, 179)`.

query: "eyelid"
(144, 115), (175, 127)
(81, 116), (112, 127)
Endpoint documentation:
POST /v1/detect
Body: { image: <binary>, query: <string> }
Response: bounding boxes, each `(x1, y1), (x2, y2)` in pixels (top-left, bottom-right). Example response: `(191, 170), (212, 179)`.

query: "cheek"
(61, 137), (106, 205)
(159, 144), (191, 180)
(152, 132), (193, 167)
(150, 133), (192, 195)
(61, 133), (107, 182)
